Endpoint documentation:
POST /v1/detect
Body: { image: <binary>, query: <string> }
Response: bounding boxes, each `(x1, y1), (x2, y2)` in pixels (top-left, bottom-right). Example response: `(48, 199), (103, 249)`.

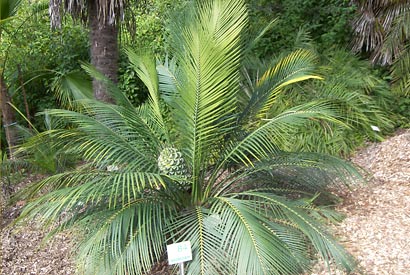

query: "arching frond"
(239, 49), (321, 124)
(81, 63), (135, 108)
(50, 70), (93, 109)
(74, 197), (176, 275)
(229, 192), (356, 272)
(166, 206), (234, 275)
(224, 101), (341, 167)
(125, 49), (170, 143)
(0, 0), (23, 22)
(213, 196), (309, 274)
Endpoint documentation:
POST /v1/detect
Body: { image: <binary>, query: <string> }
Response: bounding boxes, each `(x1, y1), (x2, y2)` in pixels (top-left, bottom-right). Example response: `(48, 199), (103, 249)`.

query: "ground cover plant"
(18, 0), (361, 274)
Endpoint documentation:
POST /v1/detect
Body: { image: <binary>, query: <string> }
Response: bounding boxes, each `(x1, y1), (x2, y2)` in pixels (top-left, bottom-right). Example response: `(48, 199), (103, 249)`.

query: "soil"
(1, 129), (409, 275)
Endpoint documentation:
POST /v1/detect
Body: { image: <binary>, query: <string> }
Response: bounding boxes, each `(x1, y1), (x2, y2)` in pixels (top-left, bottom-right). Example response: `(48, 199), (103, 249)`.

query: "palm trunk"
(0, 75), (17, 158)
(89, 0), (119, 104)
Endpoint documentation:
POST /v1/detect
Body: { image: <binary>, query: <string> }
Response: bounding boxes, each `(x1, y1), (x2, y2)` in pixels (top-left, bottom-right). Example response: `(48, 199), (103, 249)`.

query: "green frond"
(39, 105), (161, 169)
(211, 151), (361, 198)
(164, 0), (248, 201)
(239, 49), (321, 123)
(237, 192), (356, 271)
(50, 70), (93, 109)
(165, 206), (235, 275)
(0, 0), (23, 22)
(225, 101), (341, 166)
(157, 57), (180, 102)
(269, 49), (394, 155)
(80, 63), (134, 108)
(125, 49), (170, 143)
(213, 197), (307, 275)
(76, 198), (176, 275)
(244, 18), (278, 55)
(18, 170), (166, 226)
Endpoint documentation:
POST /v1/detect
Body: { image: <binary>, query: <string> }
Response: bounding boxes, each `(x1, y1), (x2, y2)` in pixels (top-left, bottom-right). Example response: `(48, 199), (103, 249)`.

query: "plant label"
(167, 241), (192, 265)
(371, 125), (381, 132)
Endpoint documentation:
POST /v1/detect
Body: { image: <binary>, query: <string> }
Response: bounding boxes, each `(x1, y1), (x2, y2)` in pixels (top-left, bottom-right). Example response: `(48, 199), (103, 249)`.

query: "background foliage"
(1, 7), (89, 130)
(246, 0), (356, 58)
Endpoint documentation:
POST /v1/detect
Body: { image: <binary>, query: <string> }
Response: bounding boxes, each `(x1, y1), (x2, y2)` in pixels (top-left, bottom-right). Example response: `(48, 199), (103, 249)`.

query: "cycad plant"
(19, 0), (360, 274)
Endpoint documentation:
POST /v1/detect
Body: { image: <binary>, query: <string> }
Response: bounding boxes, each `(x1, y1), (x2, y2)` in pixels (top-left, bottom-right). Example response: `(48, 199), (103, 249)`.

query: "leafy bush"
(246, 0), (355, 58)
(259, 49), (394, 156)
(19, 1), (360, 274)
(2, 8), (89, 130)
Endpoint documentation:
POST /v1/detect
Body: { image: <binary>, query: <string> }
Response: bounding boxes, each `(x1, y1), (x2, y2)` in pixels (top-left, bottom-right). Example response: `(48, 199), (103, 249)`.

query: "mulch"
(311, 129), (410, 275)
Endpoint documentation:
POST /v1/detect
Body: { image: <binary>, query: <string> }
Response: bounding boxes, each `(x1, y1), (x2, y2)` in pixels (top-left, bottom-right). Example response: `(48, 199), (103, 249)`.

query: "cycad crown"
(157, 147), (188, 176)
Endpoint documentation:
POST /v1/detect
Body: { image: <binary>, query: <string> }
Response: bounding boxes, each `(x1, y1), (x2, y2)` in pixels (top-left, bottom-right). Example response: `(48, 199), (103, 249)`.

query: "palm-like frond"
(212, 197), (307, 275)
(351, 0), (410, 64)
(80, 63), (135, 108)
(0, 0), (23, 22)
(163, 0), (248, 201)
(50, 70), (93, 109)
(222, 101), (341, 167)
(74, 196), (176, 275)
(126, 48), (170, 143)
(18, 1), (361, 274)
(268, 49), (393, 155)
(391, 46), (410, 96)
(239, 49), (322, 124)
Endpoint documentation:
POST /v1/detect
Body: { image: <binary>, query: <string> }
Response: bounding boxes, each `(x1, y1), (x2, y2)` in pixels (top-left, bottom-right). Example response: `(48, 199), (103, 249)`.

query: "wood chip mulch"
(1, 129), (409, 275)
(311, 129), (410, 275)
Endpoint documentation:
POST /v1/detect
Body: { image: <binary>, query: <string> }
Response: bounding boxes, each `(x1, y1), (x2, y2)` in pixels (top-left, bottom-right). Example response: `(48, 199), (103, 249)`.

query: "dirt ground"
(1, 129), (409, 275)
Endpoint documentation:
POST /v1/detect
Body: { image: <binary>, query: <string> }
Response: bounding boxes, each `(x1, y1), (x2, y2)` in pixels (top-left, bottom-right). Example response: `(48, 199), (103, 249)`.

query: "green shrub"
(246, 0), (355, 58)
(268, 49), (394, 156)
(2, 10), (89, 130)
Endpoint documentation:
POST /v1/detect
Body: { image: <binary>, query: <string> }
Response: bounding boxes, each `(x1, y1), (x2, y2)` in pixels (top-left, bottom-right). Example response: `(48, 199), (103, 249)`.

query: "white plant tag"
(167, 241), (192, 265)
(371, 125), (381, 132)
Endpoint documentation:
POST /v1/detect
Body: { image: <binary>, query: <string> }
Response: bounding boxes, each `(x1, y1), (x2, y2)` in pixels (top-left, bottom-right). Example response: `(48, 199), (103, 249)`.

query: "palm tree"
(49, 0), (127, 103)
(351, 0), (410, 95)
(0, 0), (24, 158)
(19, 0), (359, 274)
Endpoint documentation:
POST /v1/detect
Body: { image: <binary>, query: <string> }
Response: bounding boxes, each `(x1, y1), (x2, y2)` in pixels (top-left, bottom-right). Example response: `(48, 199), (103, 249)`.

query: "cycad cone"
(158, 147), (188, 177)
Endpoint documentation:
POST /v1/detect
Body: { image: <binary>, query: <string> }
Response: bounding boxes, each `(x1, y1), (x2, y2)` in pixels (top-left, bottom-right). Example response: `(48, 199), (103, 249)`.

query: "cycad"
(19, 0), (360, 274)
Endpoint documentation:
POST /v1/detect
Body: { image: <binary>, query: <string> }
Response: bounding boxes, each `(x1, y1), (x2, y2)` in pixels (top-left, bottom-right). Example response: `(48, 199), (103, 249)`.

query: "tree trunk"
(17, 64), (32, 129)
(0, 75), (17, 158)
(89, 0), (119, 104)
